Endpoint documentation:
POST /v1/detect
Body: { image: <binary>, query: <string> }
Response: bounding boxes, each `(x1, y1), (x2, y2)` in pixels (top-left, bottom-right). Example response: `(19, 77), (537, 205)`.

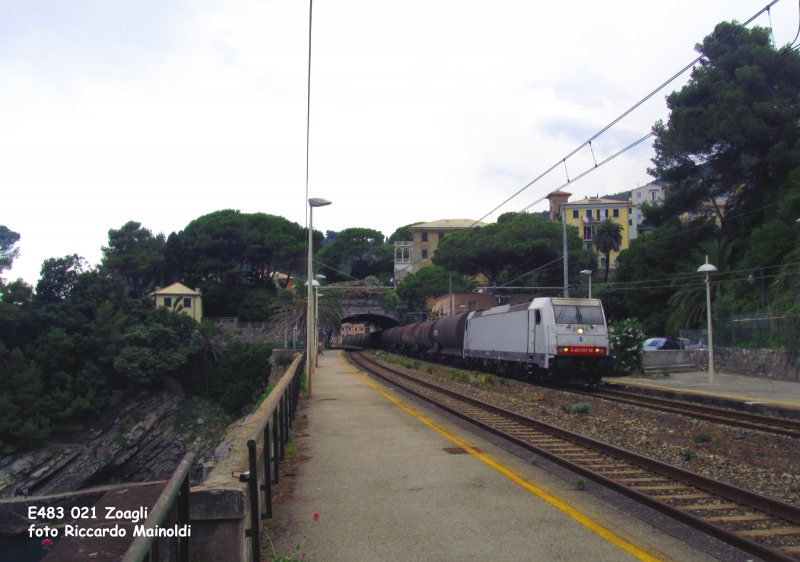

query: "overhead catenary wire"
(470, 0), (784, 227)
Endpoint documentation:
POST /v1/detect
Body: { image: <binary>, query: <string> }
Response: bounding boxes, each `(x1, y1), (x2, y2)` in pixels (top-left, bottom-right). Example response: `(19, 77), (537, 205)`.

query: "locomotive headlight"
(577, 328), (584, 334)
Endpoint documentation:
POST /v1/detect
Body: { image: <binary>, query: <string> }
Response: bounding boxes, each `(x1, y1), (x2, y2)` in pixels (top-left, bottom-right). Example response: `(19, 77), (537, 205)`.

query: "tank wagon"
(345, 297), (613, 386)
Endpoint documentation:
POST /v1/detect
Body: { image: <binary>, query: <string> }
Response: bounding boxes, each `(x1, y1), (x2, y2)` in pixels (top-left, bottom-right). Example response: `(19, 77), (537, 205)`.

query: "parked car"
(680, 338), (692, 349)
(686, 339), (707, 350)
(643, 337), (685, 350)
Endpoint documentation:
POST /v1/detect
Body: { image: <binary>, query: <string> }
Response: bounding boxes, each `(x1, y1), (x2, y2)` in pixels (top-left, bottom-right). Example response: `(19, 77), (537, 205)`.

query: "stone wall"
(715, 347), (800, 382)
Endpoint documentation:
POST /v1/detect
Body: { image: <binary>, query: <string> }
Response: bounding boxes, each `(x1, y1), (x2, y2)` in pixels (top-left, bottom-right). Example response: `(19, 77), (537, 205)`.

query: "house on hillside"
(150, 283), (203, 322)
(630, 180), (667, 239)
(393, 219), (487, 284)
(547, 191), (633, 271)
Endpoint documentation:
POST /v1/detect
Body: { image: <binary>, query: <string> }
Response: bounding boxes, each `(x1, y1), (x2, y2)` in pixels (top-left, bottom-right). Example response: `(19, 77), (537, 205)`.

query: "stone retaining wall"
(715, 347), (800, 382)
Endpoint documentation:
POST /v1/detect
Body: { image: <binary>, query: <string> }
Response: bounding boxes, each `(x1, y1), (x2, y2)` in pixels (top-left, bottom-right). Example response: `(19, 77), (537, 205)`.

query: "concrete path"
(274, 352), (720, 562)
(606, 371), (800, 410)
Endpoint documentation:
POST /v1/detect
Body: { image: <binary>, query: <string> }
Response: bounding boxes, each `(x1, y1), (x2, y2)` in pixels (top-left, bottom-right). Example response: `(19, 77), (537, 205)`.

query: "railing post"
(247, 443), (260, 562)
(279, 395), (286, 460)
(288, 380), (294, 421)
(263, 423), (273, 520)
(179, 472), (190, 562)
(272, 409), (280, 485)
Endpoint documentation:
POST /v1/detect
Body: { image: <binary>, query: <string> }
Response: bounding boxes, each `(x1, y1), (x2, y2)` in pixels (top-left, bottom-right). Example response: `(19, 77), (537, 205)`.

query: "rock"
(196, 418), (204, 426)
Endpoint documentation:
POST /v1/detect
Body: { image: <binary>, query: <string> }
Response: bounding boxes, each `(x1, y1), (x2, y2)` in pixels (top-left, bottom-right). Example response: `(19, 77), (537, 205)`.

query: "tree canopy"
(318, 227), (387, 282)
(648, 23), (800, 229)
(432, 213), (594, 287)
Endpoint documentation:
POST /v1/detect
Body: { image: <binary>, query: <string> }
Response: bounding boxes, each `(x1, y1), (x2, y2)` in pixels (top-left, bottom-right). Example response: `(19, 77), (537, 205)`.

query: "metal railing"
(121, 452), (194, 562)
(245, 351), (306, 562)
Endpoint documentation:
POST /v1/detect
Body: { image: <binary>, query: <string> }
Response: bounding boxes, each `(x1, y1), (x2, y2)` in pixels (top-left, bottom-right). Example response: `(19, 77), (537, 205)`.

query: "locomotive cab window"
(534, 309), (541, 325)
(554, 305), (604, 325)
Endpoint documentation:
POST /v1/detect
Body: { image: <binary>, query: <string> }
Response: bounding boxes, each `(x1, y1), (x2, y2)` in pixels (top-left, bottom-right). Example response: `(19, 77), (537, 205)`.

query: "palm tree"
(270, 279), (343, 346)
(192, 321), (226, 391)
(667, 238), (735, 329)
(594, 219), (623, 282)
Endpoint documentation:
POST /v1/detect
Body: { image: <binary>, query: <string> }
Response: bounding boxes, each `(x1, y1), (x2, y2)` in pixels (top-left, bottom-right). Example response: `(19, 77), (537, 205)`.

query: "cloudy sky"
(2, 0), (798, 285)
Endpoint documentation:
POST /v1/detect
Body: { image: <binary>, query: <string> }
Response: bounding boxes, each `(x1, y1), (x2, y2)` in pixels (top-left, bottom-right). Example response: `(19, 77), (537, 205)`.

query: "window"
(534, 309), (542, 325)
(602, 209), (609, 219)
(650, 190), (658, 201)
(585, 209), (593, 218)
(613, 208), (619, 218)
(439, 232), (445, 240)
(422, 232), (428, 242)
(554, 305), (604, 325)
(600, 257), (606, 268)
(572, 210), (579, 219)
(638, 213), (643, 221)
(422, 249), (428, 259)
(583, 226), (593, 240)
(629, 219), (633, 225)
(637, 192), (642, 198)
(163, 297), (172, 307)
(184, 298), (192, 308)
(586, 242), (593, 251)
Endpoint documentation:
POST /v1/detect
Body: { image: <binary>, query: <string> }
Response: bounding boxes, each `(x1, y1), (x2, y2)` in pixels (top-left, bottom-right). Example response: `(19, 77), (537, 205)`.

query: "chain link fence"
(681, 310), (796, 350)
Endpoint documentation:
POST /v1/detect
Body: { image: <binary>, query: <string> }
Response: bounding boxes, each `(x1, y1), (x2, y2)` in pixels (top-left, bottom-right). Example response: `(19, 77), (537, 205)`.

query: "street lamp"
(316, 292), (324, 363)
(580, 270), (593, 298)
(314, 274), (326, 360)
(697, 256), (718, 384)
(307, 197), (331, 395)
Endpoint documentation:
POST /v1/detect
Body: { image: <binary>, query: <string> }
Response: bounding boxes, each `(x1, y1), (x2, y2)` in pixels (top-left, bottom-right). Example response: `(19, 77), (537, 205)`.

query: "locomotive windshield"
(554, 305), (605, 325)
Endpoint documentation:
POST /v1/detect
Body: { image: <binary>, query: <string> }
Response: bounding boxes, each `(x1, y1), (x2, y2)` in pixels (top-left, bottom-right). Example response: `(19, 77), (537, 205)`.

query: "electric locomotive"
(353, 296), (613, 386)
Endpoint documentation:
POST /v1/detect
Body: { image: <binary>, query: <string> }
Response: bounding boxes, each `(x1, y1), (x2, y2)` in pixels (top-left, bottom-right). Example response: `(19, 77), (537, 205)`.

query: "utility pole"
(562, 207), (569, 297)
(449, 275), (453, 315)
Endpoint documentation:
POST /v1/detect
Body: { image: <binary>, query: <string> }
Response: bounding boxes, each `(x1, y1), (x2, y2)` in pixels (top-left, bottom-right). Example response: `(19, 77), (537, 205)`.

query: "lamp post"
(580, 270), (592, 298)
(697, 256), (718, 384)
(316, 292), (324, 363)
(307, 197), (331, 395)
(315, 274), (326, 360)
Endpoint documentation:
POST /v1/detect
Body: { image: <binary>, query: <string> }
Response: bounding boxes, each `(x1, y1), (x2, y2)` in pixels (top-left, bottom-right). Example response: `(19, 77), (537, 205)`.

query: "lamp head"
(315, 274), (326, 279)
(580, 270), (592, 276)
(309, 198), (332, 208)
(697, 263), (718, 274)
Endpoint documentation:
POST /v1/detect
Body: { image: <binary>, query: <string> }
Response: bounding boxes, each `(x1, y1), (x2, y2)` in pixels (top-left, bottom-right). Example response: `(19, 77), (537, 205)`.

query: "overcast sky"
(2, 0), (798, 285)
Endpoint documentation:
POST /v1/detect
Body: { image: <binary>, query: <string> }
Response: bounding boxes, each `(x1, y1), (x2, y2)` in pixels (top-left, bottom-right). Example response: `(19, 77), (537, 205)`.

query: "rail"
(121, 452), (195, 562)
(244, 350), (306, 562)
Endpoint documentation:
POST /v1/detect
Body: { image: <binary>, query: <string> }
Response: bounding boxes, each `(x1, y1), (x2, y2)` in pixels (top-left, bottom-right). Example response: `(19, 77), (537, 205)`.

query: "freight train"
(344, 297), (613, 386)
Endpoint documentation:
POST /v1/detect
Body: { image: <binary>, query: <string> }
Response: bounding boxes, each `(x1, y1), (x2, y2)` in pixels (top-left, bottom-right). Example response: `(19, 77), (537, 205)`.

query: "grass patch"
(576, 477), (587, 490)
(693, 432), (712, 445)
(570, 402), (590, 415)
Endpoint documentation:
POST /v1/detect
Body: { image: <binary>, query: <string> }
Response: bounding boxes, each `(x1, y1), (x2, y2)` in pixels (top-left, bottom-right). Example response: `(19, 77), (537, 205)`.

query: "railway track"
(568, 387), (800, 439)
(349, 351), (800, 562)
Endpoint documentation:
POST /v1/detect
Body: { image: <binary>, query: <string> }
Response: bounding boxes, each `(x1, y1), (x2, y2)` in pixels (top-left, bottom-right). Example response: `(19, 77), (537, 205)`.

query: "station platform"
(272, 351), (730, 562)
(605, 370), (800, 413)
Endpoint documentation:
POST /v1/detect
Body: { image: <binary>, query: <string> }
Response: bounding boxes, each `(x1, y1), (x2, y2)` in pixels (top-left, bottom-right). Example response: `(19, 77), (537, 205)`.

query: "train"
(343, 297), (614, 386)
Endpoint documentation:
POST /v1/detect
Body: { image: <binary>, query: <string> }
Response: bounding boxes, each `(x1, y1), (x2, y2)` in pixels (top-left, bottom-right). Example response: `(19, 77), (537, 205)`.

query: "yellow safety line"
(605, 379), (800, 409)
(338, 352), (661, 562)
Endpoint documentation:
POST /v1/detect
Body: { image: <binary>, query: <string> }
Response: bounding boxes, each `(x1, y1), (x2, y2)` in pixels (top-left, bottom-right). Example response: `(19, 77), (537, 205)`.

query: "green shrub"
(576, 477), (587, 490)
(609, 318), (645, 376)
(571, 402), (590, 414)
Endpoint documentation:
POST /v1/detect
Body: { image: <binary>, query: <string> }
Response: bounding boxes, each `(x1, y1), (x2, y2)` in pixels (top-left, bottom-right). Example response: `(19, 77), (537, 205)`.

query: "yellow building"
(547, 192), (633, 270)
(150, 283), (203, 322)
(393, 219), (487, 284)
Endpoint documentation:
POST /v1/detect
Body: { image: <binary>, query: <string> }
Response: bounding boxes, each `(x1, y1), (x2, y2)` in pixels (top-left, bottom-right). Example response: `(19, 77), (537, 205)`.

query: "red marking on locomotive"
(558, 346), (607, 355)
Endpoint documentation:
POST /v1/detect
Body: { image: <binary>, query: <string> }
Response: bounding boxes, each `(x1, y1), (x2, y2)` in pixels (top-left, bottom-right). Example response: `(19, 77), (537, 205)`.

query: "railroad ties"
(350, 351), (800, 562)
